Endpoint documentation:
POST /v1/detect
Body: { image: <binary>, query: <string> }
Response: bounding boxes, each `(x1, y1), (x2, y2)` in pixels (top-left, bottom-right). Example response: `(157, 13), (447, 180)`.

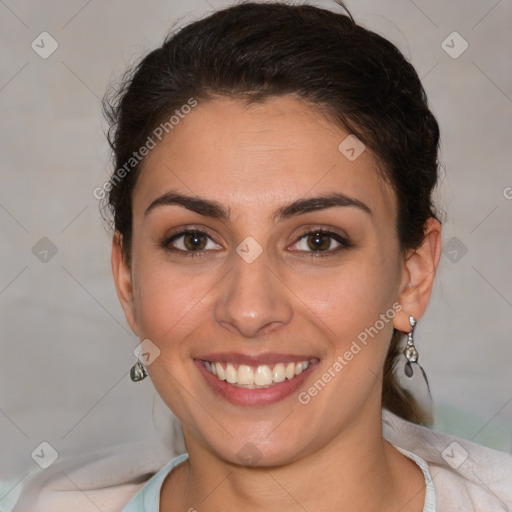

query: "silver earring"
(396, 315), (433, 423)
(130, 360), (148, 382)
(404, 316), (419, 375)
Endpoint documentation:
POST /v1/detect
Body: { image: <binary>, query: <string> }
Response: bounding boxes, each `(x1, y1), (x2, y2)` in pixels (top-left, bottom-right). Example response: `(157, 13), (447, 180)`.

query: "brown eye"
(163, 229), (221, 254)
(183, 231), (208, 250)
(306, 232), (332, 251)
(289, 229), (352, 257)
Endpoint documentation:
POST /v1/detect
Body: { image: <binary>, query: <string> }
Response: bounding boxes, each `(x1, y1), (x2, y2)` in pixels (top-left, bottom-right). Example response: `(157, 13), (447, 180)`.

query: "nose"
(213, 251), (293, 338)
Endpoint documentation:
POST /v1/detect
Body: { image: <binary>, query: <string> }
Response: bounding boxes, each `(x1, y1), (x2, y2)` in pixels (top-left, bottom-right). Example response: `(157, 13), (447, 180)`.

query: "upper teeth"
(204, 361), (311, 388)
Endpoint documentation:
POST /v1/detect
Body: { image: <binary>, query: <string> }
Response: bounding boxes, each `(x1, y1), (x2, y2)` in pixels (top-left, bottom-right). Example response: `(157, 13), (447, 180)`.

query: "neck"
(161, 407), (425, 511)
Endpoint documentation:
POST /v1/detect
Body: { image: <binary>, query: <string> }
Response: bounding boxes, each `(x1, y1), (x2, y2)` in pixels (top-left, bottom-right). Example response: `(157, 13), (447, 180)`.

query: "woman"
(16, 2), (512, 511)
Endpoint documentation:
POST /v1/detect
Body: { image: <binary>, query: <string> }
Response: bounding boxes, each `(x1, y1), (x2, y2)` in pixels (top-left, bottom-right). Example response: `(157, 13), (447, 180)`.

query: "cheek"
(130, 259), (213, 409)
(290, 253), (400, 346)
(133, 261), (210, 341)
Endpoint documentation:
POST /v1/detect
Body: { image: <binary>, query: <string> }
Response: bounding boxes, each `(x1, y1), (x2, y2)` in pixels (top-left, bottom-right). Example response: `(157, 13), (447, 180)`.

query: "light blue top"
(121, 447), (436, 511)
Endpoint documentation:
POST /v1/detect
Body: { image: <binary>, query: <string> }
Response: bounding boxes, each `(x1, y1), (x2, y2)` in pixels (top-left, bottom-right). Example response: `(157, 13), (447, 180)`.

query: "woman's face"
(118, 96), (410, 466)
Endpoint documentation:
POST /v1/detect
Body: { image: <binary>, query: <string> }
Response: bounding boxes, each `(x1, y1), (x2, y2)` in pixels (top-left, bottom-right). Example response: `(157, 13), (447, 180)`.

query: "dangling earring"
(130, 360), (148, 382)
(404, 316), (419, 376)
(395, 315), (433, 423)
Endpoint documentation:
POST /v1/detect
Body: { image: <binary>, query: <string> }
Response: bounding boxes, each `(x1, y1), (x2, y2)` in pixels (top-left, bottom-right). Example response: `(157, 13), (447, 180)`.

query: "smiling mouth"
(202, 360), (314, 388)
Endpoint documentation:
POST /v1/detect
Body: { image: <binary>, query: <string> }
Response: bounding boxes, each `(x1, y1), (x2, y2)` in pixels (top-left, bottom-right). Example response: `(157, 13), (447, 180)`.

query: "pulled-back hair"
(103, 1), (440, 425)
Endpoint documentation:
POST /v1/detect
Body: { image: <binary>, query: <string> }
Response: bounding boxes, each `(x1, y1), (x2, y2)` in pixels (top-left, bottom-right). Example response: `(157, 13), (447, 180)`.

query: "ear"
(393, 218), (442, 332)
(111, 232), (139, 336)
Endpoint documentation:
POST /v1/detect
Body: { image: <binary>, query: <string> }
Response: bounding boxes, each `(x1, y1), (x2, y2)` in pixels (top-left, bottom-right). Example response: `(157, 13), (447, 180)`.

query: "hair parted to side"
(102, 1), (440, 425)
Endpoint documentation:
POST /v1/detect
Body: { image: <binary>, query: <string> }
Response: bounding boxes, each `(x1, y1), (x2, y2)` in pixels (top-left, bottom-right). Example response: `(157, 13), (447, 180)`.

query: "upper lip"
(195, 352), (318, 366)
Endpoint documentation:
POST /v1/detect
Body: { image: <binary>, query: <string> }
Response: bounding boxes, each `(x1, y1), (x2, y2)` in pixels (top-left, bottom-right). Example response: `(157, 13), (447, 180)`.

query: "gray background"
(1, 0), (511, 508)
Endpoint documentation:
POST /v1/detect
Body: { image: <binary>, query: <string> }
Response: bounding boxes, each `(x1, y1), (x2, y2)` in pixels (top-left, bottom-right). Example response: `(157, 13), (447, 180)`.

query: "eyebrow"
(144, 191), (372, 221)
(145, 192), (229, 219)
(274, 192), (372, 221)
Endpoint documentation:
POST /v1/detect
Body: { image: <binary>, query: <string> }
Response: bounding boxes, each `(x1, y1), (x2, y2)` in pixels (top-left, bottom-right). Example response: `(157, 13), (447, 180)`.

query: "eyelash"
(292, 227), (353, 257)
(161, 227), (353, 259)
(161, 228), (220, 259)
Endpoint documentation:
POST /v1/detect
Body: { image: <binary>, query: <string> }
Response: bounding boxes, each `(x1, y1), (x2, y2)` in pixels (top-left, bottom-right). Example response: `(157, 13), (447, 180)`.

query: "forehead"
(133, 96), (396, 223)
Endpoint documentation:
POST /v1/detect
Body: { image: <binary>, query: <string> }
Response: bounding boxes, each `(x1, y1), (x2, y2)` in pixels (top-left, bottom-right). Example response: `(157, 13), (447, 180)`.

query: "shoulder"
(13, 438), (178, 512)
(383, 409), (512, 511)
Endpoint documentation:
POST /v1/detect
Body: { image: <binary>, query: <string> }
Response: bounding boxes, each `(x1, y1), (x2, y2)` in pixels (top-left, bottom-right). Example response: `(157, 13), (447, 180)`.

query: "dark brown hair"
(103, 2), (440, 425)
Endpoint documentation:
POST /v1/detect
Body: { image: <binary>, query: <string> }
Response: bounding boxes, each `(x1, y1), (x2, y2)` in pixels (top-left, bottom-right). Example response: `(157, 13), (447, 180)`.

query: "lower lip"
(194, 360), (318, 406)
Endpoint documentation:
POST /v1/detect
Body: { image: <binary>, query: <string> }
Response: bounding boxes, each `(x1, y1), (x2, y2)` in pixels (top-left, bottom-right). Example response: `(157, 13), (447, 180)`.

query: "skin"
(112, 96), (442, 511)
